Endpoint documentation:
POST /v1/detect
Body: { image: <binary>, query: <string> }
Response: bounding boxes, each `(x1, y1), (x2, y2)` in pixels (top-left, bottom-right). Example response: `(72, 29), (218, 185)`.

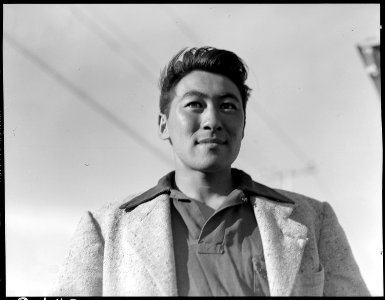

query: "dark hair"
(159, 46), (252, 117)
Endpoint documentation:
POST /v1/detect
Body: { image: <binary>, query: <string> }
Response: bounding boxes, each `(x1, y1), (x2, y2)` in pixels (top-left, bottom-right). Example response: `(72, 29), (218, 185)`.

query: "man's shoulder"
(272, 188), (326, 217)
(88, 192), (145, 222)
(273, 189), (323, 204)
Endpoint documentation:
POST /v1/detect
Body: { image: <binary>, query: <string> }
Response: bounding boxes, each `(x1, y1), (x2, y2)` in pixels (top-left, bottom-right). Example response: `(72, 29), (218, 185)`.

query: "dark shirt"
(119, 169), (294, 296)
(171, 187), (268, 296)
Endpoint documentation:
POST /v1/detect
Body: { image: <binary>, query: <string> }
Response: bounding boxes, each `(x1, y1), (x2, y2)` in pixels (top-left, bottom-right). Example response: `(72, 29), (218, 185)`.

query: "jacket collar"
(119, 168), (294, 212)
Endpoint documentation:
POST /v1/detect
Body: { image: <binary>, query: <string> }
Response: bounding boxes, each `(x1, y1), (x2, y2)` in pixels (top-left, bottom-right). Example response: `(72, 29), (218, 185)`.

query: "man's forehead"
(173, 70), (242, 100)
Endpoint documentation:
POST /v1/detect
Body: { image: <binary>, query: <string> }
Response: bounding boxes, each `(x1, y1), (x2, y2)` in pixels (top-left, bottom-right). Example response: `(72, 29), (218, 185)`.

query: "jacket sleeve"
(318, 202), (370, 296)
(49, 211), (104, 296)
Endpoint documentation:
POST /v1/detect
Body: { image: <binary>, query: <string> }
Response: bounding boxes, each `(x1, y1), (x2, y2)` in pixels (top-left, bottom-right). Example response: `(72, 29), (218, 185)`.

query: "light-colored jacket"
(50, 189), (370, 296)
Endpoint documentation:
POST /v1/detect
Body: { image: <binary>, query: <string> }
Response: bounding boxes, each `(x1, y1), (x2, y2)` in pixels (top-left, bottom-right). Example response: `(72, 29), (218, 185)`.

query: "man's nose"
(202, 106), (223, 132)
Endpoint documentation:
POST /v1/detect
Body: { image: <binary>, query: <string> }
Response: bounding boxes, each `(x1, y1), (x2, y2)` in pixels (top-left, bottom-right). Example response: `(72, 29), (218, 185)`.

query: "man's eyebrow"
(215, 92), (241, 103)
(181, 90), (208, 99)
(181, 90), (241, 103)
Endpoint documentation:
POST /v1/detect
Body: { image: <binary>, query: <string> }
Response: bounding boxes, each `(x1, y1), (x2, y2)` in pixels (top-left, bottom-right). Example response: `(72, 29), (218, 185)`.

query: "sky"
(3, 4), (382, 296)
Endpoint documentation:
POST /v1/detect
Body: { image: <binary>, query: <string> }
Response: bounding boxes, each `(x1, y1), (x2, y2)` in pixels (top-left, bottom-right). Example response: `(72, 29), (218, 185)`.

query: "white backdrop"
(4, 4), (382, 296)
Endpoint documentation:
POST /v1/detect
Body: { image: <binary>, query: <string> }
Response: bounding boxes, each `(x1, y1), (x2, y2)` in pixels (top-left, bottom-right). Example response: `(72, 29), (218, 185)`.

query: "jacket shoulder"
(274, 189), (325, 211)
(92, 192), (143, 216)
(84, 192), (145, 234)
(272, 189), (327, 229)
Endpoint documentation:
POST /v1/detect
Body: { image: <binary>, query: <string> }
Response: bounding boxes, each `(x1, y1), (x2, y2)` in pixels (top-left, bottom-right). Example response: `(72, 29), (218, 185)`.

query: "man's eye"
(221, 103), (237, 110)
(186, 102), (203, 108)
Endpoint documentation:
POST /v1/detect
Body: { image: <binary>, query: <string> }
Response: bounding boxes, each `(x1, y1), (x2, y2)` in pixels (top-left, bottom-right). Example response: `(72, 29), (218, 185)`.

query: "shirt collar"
(119, 168), (294, 212)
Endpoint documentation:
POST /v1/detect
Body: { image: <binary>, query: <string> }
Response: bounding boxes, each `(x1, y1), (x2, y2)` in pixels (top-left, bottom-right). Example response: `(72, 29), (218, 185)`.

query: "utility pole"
(357, 36), (381, 97)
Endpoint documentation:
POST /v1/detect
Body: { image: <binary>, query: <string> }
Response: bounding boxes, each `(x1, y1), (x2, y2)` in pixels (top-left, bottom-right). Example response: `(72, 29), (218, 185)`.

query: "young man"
(51, 47), (370, 296)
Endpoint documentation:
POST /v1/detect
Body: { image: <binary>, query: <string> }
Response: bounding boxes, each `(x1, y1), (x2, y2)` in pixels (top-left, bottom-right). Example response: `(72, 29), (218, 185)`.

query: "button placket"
(197, 217), (226, 254)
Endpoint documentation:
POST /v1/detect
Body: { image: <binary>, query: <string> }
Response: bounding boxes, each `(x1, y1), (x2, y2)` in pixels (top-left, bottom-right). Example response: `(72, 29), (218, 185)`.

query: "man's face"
(159, 70), (245, 172)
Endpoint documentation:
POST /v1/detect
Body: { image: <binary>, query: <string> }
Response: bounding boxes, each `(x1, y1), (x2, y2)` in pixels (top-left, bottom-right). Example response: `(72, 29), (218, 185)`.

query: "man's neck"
(174, 167), (235, 210)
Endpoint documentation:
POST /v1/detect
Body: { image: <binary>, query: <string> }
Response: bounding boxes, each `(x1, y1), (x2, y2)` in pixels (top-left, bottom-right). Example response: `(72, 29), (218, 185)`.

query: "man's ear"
(158, 113), (170, 140)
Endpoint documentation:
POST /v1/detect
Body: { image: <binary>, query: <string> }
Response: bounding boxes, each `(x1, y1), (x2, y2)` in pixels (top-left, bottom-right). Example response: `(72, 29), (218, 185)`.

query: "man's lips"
(197, 137), (226, 144)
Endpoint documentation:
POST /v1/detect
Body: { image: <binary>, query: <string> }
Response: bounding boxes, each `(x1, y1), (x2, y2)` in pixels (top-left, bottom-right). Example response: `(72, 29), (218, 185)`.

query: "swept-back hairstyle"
(159, 46), (252, 117)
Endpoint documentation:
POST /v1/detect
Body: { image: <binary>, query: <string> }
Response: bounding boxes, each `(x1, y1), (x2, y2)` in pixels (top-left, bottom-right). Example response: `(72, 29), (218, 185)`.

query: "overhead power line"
(68, 5), (157, 84)
(250, 102), (315, 166)
(4, 32), (173, 166)
(158, 4), (201, 45)
(83, 5), (160, 68)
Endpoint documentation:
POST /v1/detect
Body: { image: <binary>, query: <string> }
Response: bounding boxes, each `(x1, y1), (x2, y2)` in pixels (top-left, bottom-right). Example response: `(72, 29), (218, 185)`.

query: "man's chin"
(191, 160), (234, 173)
(174, 153), (238, 173)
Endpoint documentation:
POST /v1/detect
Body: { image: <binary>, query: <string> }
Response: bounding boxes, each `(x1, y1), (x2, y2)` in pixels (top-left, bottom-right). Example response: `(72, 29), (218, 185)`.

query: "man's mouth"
(197, 137), (226, 145)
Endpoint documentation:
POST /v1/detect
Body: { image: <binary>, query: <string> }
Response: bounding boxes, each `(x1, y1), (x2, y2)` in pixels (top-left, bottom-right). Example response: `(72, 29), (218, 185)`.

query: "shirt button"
(241, 195), (248, 202)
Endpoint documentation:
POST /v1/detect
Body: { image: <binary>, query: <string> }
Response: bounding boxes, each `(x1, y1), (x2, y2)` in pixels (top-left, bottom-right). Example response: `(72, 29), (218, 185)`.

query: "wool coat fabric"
(50, 187), (370, 296)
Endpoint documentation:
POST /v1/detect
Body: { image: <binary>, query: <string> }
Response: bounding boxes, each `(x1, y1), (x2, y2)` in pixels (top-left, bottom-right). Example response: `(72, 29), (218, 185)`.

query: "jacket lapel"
(251, 196), (309, 296)
(125, 194), (178, 296)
